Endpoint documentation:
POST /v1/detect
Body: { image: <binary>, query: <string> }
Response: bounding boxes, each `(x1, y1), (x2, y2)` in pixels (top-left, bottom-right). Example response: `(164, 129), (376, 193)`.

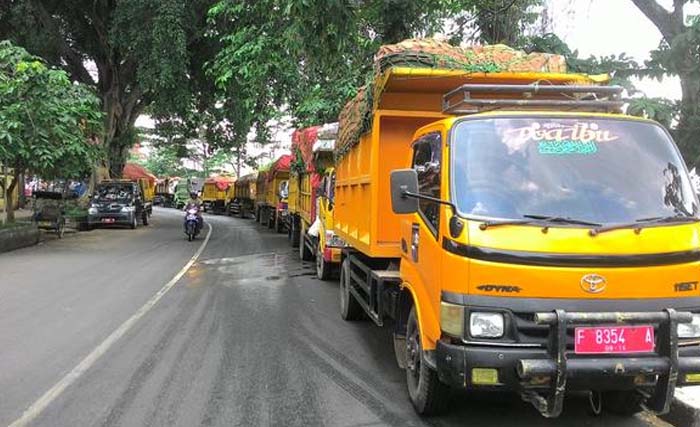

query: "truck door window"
(412, 132), (442, 235)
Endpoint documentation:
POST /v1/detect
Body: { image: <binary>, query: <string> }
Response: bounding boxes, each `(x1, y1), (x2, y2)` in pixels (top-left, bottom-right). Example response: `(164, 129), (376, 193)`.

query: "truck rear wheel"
(339, 258), (363, 320)
(276, 215), (284, 233)
(299, 231), (313, 261)
(406, 306), (449, 415)
(290, 219), (300, 247)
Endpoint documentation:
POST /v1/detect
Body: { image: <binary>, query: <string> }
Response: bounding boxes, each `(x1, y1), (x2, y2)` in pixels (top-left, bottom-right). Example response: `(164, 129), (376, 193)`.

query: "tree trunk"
(5, 173), (18, 223)
(103, 93), (143, 179)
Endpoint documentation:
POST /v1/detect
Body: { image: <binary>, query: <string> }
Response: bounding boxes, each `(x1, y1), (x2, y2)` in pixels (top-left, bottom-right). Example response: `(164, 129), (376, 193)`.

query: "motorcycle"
(184, 205), (202, 241)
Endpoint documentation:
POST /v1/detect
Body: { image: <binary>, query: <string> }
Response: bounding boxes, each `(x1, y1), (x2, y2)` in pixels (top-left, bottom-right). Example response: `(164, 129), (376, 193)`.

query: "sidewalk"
(674, 386), (700, 426)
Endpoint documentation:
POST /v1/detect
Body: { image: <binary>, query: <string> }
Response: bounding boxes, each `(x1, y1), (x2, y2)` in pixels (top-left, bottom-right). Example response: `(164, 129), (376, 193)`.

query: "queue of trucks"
(237, 39), (700, 419)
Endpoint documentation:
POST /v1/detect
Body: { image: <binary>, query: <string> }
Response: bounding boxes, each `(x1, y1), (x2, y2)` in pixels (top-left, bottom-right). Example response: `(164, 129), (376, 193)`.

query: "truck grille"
(512, 310), (700, 351)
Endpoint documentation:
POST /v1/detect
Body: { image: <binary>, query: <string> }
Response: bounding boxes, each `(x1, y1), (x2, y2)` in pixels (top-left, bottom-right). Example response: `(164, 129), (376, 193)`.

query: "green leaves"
(0, 41), (103, 180)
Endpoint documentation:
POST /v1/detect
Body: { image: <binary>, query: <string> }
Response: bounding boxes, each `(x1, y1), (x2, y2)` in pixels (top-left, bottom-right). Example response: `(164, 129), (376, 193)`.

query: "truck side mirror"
(390, 169), (419, 214)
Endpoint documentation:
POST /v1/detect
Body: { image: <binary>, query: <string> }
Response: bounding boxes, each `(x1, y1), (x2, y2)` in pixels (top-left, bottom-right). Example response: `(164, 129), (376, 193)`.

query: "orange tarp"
(123, 163), (156, 184)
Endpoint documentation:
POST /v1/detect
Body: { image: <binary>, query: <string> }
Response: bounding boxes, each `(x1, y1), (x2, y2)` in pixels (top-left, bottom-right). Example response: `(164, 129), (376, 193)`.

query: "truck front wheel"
(339, 259), (362, 320)
(316, 247), (332, 281)
(406, 306), (449, 415)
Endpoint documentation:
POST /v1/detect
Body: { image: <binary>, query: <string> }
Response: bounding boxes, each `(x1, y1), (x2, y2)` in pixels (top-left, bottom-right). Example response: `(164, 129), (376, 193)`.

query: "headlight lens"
(440, 302), (465, 337)
(88, 207), (98, 215)
(121, 206), (135, 213)
(678, 314), (700, 338)
(470, 312), (505, 338)
(325, 230), (346, 248)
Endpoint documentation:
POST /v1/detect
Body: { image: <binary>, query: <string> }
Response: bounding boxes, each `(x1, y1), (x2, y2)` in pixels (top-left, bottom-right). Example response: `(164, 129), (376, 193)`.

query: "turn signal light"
(471, 368), (499, 385)
(685, 373), (700, 383)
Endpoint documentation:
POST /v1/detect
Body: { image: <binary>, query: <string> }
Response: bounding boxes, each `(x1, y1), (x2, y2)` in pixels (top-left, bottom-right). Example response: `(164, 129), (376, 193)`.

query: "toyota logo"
(580, 274), (607, 294)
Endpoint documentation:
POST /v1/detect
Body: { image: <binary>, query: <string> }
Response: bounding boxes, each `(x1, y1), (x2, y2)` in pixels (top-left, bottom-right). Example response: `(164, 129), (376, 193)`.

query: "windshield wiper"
(590, 215), (700, 236)
(480, 214), (601, 230)
(522, 214), (602, 227)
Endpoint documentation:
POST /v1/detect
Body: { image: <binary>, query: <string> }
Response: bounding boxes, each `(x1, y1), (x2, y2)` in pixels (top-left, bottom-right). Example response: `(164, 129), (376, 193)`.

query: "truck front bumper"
(435, 309), (700, 418)
(88, 212), (134, 226)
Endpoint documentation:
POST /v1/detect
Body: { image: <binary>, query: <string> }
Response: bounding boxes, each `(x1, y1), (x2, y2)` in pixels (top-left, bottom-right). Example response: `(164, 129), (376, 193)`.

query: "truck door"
(404, 132), (444, 314)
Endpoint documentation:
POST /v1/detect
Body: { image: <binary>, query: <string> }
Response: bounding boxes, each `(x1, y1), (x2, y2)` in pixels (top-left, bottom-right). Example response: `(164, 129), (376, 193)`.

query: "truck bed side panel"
(288, 173), (300, 214)
(336, 111), (444, 258)
(300, 173), (314, 225)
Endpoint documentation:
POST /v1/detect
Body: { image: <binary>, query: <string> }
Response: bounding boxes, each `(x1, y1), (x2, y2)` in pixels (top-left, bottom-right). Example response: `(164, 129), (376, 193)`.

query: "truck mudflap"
(517, 309), (700, 418)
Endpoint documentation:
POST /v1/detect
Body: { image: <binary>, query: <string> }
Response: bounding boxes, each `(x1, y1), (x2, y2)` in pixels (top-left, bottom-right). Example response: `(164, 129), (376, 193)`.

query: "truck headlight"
(678, 314), (700, 338)
(121, 206), (135, 213)
(325, 231), (346, 248)
(470, 312), (505, 338)
(440, 302), (465, 337)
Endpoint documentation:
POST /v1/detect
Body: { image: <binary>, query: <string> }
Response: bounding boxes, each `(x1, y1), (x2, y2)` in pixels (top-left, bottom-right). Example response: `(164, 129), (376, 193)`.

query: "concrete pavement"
(0, 207), (679, 426)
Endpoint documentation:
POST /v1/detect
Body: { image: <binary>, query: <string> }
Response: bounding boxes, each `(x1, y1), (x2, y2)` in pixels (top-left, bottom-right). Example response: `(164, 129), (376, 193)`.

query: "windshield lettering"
(452, 118), (698, 224)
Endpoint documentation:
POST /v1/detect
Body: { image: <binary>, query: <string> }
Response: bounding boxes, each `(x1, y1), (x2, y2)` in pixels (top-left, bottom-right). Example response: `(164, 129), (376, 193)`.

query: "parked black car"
(87, 181), (149, 229)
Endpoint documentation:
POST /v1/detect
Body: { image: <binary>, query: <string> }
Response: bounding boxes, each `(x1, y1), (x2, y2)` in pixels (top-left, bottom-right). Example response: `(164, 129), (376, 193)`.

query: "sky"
(554, 0), (697, 100)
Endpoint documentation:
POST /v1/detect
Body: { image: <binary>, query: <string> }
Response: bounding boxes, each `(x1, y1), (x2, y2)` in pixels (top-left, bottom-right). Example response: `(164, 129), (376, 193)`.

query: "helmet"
(190, 192), (198, 199)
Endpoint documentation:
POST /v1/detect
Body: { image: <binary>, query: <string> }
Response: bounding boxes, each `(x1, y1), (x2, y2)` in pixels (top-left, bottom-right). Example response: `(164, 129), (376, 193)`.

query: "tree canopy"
(0, 40), (102, 221)
(0, 0), (217, 177)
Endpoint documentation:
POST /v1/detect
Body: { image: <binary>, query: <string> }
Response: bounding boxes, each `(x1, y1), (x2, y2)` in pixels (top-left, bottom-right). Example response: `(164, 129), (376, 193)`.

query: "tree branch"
(28, 0), (95, 85)
(631, 0), (678, 41)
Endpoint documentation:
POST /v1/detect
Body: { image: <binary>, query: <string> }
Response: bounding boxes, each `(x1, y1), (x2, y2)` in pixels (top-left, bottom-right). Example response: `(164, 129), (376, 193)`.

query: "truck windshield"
(95, 184), (134, 202)
(451, 117), (698, 224)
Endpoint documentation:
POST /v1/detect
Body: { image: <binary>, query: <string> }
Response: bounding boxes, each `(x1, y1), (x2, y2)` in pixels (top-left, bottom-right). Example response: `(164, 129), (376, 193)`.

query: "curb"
(0, 222), (40, 253)
(662, 389), (700, 427)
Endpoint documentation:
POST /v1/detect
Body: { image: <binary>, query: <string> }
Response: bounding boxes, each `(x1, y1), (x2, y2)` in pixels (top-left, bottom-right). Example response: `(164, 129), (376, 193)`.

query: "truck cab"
(391, 111), (700, 417)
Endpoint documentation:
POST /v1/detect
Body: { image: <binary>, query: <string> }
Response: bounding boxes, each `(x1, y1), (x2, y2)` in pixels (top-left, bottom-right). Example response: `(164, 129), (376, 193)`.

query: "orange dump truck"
(333, 39), (700, 419)
(122, 163), (156, 217)
(287, 124), (341, 279)
(229, 172), (257, 218)
(202, 176), (236, 214)
(256, 155), (291, 232)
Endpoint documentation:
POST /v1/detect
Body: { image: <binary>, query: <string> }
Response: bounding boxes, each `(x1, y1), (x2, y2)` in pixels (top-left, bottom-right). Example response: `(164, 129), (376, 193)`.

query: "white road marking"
(8, 223), (213, 427)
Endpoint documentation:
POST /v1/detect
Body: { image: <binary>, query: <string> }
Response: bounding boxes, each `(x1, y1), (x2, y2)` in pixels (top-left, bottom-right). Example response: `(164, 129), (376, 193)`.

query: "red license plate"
(101, 218), (116, 223)
(575, 325), (655, 354)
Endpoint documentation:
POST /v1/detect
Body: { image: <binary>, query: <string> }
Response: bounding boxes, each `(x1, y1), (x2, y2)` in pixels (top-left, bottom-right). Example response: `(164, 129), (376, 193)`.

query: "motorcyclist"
(184, 191), (204, 231)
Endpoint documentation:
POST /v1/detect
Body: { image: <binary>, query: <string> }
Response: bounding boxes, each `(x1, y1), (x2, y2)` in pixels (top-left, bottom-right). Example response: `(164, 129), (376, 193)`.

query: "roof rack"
(442, 84), (624, 115)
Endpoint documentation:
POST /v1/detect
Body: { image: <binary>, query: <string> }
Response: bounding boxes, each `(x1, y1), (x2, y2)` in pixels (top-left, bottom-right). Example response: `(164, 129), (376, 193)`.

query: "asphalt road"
(0, 208), (673, 427)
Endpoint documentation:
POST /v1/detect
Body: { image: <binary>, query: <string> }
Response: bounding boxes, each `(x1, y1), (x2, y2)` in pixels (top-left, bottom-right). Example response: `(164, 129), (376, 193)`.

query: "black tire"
(602, 390), (645, 416)
(299, 230), (313, 261)
(290, 219), (300, 247)
(406, 306), (450, 415)
(130, 215), (137, 230)
(339, 258), (363, 320)
(316, 246), (333, 280)
(276, 216), (285, 233)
